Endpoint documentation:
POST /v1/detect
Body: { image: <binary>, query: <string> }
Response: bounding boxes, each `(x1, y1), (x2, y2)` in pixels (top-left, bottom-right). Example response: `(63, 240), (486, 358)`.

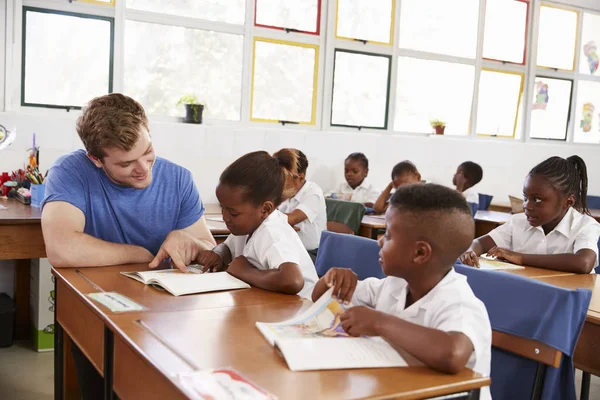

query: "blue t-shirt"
(42, 149), (204, 255)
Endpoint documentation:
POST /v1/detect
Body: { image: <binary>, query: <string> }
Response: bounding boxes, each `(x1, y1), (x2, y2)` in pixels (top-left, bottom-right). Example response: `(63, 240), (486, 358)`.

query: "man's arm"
(42, 201), (153, 268)
(181, 215), (217, 250)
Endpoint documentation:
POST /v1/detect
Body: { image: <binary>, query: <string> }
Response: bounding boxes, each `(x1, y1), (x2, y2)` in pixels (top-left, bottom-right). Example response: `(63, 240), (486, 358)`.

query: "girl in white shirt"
(330, 152), (380, 207)
(461, 155), (600, 274)
(274, 148), (327, 254)
(196, 151), (318, 298)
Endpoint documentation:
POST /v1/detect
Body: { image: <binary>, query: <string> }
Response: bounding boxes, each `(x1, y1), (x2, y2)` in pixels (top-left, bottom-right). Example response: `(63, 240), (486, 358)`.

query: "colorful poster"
(532, 80), (549, 110)
(584, 41), (599, 75)
(581, 102), (595, 133)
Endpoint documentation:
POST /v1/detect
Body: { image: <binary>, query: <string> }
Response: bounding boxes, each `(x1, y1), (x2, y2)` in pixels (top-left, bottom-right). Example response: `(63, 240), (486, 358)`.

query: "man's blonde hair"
(77, 93), (149, 159)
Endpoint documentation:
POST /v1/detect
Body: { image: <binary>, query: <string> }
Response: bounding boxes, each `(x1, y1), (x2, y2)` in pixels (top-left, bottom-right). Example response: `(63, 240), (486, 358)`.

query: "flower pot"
(434, 125), (445, 135)
(184, 104), (204, 124)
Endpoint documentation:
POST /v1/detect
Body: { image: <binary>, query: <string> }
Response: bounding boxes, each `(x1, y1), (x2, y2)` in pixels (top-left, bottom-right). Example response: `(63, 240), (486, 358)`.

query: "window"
(21, 7), (113, 109)
(124, 21), (243, 120)
(398, 0), (478, 59)
(529, 77), (572, 140)
(476, 70), (524, 137)
(574, 81), (600, 144)
(336, 0), (394, 45)
(331, 50), (391, 129)
(580, 12), (600, 76)
(126, 0), (245, 25)
(250, 38), (318, 124)
(536, 4), (578, 70)
(482, 0), (529, 64)
(255, 0), (321, 35)
(395, 58), (474, 135)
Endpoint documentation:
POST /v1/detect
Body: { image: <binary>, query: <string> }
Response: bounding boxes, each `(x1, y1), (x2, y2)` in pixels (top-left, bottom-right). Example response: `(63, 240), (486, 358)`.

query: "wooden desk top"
(0, 198), (42, 224)
(474, 210), (511, 224)
(108, 304), (489, 400)
(361, 215), (386, 229)
(535, 274), (600, 314)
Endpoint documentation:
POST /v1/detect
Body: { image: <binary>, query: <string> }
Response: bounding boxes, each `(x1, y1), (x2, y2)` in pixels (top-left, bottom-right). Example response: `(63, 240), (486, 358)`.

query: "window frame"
(253, 0), (322, 36)
(334, 0), (396, 46)
(528, 75), (573, 141)
(481, 0), (530, 66)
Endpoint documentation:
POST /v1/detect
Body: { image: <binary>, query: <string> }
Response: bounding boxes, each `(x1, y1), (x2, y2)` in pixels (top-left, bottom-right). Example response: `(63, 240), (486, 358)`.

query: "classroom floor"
(0, 341), (599, 400)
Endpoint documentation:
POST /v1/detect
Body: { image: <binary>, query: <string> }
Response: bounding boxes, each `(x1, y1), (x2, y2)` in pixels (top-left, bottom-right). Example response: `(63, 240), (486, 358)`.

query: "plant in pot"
(177, 95), (205, 124)
(430, 119), (446, 135)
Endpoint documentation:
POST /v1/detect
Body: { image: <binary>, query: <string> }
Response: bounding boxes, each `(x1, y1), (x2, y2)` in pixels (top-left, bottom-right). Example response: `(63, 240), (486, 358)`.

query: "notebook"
(478, 254), (525, 271)
(256, 288), (407, 371)
(120, 265), (250, 296)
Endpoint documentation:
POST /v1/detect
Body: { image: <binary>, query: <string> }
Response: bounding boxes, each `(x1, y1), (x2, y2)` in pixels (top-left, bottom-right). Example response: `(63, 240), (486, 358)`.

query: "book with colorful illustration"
(174, 368), (277, 400)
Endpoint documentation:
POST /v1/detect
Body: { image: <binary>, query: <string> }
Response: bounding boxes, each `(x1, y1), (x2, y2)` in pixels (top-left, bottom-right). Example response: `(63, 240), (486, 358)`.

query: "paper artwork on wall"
(583, 41), (599, 74)
(532, 80), (549, 111)
(580, 102), (595, 133)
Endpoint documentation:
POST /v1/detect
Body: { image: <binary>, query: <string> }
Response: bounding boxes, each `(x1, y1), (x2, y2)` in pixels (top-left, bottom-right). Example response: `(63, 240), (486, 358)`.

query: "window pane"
(574, 81), (600, 144)
(23, 9), (112, 108)
(580, 12), (600, 76)
(331, 51), (390, 129)
(126, 0), (245, 25)
(399, 0), (478, 58)
(537, 5), (578, 70)
(256, 0), (320, 34)
(529, 77), (572, 140)
(482, 0), (528, 64)
(476, 70), (523, 137)
(251, 39), (318, 124)
(395, 58), (474, 135)
(124, 20), (243, 120)
(336, 0), (393, 44)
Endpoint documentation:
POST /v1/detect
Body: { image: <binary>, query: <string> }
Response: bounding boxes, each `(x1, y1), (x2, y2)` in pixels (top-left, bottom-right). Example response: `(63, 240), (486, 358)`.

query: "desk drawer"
(574, 320), (600, 376)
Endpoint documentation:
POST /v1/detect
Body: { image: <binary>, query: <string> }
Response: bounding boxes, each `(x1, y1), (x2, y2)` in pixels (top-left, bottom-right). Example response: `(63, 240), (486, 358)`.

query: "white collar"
(527, 207), (576, 238)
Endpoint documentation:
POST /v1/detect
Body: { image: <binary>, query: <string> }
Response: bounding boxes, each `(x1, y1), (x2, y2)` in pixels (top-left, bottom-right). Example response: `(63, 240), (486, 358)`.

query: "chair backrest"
(325, 198), (366, 235)
(315, 231), (385, 280)
(326, 221), (355, 235)
(478, 193), (493, 210)
(468, 202), (478, 217)
(454, 263), (591, 400)
(586, 195), (600, 210)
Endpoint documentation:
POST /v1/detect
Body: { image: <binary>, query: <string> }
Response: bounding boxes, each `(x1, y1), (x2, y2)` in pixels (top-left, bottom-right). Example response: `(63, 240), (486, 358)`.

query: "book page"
(150, 271), (250, 296)
(276, 337), (407, 371)
(479, 255), (525, 271)
(256, 288), (349, 346)
(174, 368), (277, 400)
(120, 265), (204, 284)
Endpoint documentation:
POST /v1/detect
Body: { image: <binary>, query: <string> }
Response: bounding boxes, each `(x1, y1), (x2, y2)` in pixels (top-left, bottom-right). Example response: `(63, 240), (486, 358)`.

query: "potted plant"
(177, 95), (205, 124)
(430, 119), (446, 135)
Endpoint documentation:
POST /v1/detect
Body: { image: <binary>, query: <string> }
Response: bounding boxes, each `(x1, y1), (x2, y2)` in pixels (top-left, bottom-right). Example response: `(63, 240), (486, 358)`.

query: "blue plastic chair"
(468, 202), (478, 217)
(478, 194), (493, 210)
(454, 263), (591, 400)
(586, 195), (600, 210)
(314, 231), (386, 280)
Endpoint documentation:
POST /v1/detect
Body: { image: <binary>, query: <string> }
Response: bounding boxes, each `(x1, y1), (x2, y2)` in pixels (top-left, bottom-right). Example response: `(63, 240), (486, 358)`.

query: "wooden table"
(359, 215), (386, 239)
(0, 198), (45, 339)
(53, 264), (489, 400)
(474, 210), (511, 238)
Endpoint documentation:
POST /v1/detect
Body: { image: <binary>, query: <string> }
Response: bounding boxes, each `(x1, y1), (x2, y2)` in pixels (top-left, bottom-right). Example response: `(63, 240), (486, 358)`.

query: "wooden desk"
(474, 210), (511, 238)
(0, 198), (45, 339)
(359, 215), (386, 239)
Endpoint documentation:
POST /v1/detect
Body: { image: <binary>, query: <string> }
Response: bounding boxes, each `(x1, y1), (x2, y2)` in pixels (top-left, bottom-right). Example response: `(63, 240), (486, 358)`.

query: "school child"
(312, 184), (491, 399)
(197, 151), (318, 298)
(461, 156), (600, 274)
(275, 148), (327, 257)
(453, 161), (483, 206)
(373, 160), (422, 213)
(329, 152), (380, 208)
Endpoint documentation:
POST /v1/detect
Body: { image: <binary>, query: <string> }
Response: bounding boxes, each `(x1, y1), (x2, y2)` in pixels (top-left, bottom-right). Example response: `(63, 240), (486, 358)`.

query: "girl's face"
(216, 183), (274, 236)
(393, 172), (421, 189)
(522, 175), (574, 232)
(344, 159), (368, 189)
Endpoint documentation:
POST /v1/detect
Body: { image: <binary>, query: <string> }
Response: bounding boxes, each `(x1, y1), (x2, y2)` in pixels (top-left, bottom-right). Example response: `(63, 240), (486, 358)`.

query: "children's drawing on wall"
(584, 41), (599, 75)
(532, 81), (549, 111)
(581, 103), (595, 133)
(43, 276), (56, 335)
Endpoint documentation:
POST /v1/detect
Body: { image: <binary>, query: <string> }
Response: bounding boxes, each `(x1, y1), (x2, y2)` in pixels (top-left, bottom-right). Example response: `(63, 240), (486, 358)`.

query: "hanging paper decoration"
(580, 103), (595, 133)
(583, 41), (599, 75)
(0, 125), (16, 151)
(532, 81), (549, 110)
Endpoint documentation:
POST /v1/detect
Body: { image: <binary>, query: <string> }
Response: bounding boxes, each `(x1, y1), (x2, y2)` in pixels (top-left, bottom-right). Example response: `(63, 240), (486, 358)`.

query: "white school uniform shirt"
(333, 179), (380, 204)
(462, 187), (479, 205)
(278, 181), (327, 251)
(489, 207), (600, 271)
(352, 269), (492, 400)
(223, 210), (318, 298)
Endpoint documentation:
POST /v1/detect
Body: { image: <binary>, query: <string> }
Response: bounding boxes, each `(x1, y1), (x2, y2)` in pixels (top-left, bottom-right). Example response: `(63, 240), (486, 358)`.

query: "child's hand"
(487, 247), (524, 265)
(460, 250), (480, 268)
(227, 256), (252, 277)
(323, 268), (358, 304)
(197, 250), (223, 272)
(340, 306), (383, 337)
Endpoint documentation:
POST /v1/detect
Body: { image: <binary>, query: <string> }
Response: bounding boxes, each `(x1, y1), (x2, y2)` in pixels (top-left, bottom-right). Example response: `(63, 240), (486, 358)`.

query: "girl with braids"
(461, 155), (600, 274)
(196, 151), (318, 298)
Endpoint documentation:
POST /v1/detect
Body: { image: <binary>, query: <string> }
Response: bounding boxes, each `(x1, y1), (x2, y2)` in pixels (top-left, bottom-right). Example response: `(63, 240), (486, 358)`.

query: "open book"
(120, 265), (250, 296)
(478, 254), (525, 271)
(256, 288), (407, 371)
(174, 368), (277, 400)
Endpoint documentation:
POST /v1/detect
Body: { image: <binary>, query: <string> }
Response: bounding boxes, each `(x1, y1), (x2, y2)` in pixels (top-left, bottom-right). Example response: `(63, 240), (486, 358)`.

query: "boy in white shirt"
(453, 161), (483, 207)
(275, 149), (327, 254)
(329, 152), (380, 207)
(312, 184), (492, 399)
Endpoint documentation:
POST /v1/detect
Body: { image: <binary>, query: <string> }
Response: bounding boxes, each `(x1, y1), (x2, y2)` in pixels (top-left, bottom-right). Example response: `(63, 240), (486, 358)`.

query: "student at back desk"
(373, 160), (422, 214)
(453, 161), (483, 207)
(328, 152), (380, 208)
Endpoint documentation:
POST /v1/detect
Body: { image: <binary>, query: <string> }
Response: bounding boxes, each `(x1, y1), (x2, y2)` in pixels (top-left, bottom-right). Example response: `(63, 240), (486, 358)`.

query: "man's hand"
(149, 230), (202, 271)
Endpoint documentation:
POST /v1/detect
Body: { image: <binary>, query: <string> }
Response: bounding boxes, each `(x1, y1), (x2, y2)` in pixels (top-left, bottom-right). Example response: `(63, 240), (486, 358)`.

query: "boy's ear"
(413, 241), (432, 265)
(87, 153), (103, 169)
(261, 201), (275, 217)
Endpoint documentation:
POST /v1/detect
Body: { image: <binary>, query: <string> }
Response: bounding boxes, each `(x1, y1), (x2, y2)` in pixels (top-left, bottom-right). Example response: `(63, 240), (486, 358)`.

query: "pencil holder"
(30, 184), (46, 208)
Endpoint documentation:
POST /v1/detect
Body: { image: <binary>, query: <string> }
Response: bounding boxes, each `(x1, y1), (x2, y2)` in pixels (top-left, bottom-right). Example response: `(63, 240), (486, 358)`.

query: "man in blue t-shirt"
(41, 93), (216, 400)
